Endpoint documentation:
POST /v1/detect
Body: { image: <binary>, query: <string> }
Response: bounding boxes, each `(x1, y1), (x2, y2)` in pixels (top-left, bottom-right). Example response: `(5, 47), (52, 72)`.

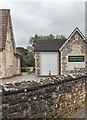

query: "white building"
(34, 28), (87, 76)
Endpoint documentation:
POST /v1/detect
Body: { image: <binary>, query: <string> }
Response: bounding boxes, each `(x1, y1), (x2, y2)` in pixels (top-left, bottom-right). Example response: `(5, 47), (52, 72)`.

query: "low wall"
(2, 71), (87, 119)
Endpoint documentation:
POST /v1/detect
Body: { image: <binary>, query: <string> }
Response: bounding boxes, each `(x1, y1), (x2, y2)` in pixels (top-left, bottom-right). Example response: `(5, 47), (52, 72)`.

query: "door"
(40, 52), (58, 76)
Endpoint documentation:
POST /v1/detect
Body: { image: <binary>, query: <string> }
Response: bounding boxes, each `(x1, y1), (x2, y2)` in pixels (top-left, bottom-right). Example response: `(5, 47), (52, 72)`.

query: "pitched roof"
(68, 27), (86, 40)
(0, 9), (15, 50)
(59, 27), (87, 51)
(34, 39), (66, 52)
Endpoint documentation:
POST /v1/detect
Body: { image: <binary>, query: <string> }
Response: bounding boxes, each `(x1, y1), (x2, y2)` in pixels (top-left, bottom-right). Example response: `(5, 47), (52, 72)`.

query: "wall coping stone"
(1, 68), (87, 95)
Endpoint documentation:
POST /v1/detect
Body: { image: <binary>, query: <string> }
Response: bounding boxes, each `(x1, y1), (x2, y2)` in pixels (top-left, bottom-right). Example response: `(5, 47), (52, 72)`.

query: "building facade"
(34, 28), (87, 76)
(0, 9), (21, 78)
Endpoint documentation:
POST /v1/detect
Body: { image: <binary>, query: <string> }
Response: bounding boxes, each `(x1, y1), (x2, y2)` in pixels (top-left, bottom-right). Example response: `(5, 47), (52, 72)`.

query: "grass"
(22, 72), (28, 74)
(60, 112), (72, 120)
(60, 100), (86, 120)
(22, 71), (35, 75)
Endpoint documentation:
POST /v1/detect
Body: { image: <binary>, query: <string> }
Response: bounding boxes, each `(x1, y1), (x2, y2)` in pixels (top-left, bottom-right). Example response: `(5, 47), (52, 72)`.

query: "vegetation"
(60, 112), (72, 120)
(16, 47), (35, 70)
(22, 72), (28, 74)
(22, 71), (34, 75)
(29, 34), (66, 49)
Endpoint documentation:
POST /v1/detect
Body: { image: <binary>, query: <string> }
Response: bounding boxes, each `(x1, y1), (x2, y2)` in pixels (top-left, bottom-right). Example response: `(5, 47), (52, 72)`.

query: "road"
(0, 74), (43, 84)
(70, 108), (86, 118)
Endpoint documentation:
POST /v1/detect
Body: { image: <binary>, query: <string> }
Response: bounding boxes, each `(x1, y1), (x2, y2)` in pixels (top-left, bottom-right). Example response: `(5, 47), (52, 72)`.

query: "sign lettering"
(68, 56), (84, 62)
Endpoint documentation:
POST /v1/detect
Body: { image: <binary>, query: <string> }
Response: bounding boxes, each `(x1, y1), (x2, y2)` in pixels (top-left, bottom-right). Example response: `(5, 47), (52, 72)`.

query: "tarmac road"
(0, 73), (43, 85)
(70, 108), (86, 119)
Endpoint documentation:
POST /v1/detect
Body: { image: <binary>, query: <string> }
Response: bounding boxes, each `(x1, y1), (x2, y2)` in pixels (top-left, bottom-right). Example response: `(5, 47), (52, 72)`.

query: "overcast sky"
(0, 0), (85, 48)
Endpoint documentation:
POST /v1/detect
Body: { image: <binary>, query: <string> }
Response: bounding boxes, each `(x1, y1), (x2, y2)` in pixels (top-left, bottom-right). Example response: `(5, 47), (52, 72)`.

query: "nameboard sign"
(68, 56), (84, 62)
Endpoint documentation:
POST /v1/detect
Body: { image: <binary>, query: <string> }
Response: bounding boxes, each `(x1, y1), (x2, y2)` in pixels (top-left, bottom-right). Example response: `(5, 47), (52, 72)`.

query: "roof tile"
(0, 9), (10, 49)
(34, 39), (67, 52)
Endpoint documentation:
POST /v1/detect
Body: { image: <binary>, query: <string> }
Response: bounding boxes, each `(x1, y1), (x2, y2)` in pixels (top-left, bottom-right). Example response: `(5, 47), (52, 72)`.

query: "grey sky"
(0, 0), (85, 48)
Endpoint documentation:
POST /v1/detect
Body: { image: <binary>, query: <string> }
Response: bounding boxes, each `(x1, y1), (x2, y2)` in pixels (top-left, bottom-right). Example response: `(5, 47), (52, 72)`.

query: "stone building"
(34, 27), (87, 76)
(0, 9), (21, 78)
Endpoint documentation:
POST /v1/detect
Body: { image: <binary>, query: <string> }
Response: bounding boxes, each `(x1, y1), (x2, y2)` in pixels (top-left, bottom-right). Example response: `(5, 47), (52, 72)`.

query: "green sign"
(68, 56), (84, 62)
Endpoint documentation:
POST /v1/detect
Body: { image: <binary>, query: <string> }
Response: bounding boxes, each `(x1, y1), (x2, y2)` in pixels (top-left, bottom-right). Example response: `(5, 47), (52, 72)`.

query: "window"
(75, 34), (78, 40)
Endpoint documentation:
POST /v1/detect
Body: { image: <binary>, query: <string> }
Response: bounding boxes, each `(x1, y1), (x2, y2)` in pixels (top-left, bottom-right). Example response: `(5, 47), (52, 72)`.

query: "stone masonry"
(1, 69), (87, 119)
(0, 9), (21, 78)
(61, 32), (87, 74)
(35, 52), (41, 76)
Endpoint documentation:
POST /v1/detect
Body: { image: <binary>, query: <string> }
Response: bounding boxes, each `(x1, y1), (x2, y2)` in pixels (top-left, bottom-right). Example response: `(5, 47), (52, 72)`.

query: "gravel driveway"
(0, 74), (43, 84)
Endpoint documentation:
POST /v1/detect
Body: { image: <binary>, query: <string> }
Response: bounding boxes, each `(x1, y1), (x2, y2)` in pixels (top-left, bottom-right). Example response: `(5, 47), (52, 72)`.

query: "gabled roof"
(68, 27), (86, 40)
(34, 39), (67, 52)
(34, 27), (87, 52)
(59, 27), (87, 51)
(0, 9), (15, 50)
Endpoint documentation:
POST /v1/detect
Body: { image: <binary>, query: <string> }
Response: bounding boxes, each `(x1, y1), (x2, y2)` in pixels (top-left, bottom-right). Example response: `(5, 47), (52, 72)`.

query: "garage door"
(40, 52), (58, 76)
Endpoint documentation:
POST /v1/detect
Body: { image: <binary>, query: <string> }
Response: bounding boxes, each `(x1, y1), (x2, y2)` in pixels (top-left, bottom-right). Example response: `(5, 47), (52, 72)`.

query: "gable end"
(59, 27), (87, 51)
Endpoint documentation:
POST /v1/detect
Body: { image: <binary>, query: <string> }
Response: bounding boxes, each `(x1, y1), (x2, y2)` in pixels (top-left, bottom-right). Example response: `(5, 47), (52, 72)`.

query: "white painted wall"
(40, 52), (58, 76)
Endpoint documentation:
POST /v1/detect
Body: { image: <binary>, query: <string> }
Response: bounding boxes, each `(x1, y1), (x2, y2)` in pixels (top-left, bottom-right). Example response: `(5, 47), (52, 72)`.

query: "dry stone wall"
(1, 70), (87, 119)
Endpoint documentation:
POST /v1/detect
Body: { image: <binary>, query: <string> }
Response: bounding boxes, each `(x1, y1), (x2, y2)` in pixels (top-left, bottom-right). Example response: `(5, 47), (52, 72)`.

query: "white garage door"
(40, 52), (58, 76)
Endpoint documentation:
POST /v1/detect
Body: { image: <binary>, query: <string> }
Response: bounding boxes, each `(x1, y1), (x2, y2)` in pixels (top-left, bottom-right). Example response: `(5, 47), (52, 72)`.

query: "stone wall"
(2, 18), (16, 78)
(0, 51), (3, 78)
(0, 47), (21, 79)
(0, 11), (21, 79)
(2, 70), (87, 119)
(15, 56), (21, 75)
